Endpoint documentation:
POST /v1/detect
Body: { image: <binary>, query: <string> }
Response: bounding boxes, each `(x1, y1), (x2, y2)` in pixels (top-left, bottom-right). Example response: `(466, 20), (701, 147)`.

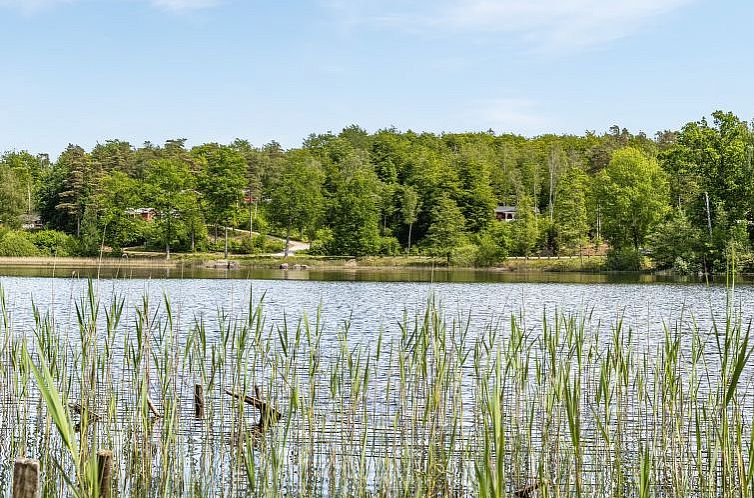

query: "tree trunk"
(284, 217), (291, 257)
(191, 228), (195, 253)
(224, 225), (229, 260)
(166, 218), (172, 260)
(407, 223), (413, 253)
(249, 202), (254, 240)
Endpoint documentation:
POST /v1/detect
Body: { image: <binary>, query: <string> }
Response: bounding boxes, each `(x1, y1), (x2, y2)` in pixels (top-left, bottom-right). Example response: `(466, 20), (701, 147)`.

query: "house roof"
(125, 207), (157, 215)
(494, 205), (517, 214)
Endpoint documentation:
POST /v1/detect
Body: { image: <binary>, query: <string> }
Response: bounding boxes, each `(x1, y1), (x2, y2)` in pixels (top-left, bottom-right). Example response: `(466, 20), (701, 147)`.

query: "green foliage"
(449, 243), (480, 267)
(268, 150), (325, 246)
(473, 222), (510, 267)
(55, 144), (99, 235)
(0, 164), (25, 228)
(4, 112), (753, 266)
(426, 195), (467, 261)
(605, 247), (642, 271)
(309, 228), (334, 256)
(215, 234), (285, 255)
(77, 206), (103, 256)
(194, 143), (247, 228)
(324, 155), (383, 256)
(27, 230), (77, 257)
(595, 147), (669, 250)
(554, 166), (590, 252)
(648, 209), (705, 273)
(401, 185), (421, 251)
(144, 159), (198, 257)
(0, 231), (40, 257)
(510, 194), (539, 257)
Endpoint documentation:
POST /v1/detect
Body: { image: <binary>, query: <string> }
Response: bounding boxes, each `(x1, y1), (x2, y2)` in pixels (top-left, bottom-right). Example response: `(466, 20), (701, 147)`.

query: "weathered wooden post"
(97, 450), (113, 498)
(12, 458), (39, 498)
(194, 383), (205, 419)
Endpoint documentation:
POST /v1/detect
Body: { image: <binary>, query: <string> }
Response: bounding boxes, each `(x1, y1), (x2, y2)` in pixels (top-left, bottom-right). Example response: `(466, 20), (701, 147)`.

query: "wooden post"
(13, 458), (39, 498)
(194, 384), (205, 419)
(97, 450), (113, 498)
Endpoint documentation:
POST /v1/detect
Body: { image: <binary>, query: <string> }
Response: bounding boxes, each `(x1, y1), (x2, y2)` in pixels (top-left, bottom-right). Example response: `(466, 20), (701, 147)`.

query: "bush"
(308, 228), (334, 256)
(473, 225), (509, 267)
(263, 238), (286, 254)
(605, 247), (642, 271)
(648, 210), (704, 272)
(450, 243), (479, 267)
(0, 231), (41, 257)
(27, 230), (77, 257)
(378, 236), (400, 256)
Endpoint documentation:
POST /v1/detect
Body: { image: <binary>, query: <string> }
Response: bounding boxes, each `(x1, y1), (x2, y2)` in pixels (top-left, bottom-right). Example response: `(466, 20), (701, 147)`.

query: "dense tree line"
(0, 111), (752, 272)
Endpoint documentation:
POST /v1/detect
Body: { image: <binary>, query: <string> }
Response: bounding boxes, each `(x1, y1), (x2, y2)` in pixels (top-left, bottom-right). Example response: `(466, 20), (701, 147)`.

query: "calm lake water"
(0, 269), (752, 345)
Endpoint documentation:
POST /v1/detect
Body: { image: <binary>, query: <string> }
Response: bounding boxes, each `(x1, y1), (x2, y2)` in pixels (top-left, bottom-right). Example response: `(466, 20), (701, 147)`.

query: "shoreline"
(0, 254), (608, 273)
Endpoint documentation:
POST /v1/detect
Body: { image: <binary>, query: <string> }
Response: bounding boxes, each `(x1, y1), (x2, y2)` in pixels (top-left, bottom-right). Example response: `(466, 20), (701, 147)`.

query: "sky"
(0, 0), (751, 156)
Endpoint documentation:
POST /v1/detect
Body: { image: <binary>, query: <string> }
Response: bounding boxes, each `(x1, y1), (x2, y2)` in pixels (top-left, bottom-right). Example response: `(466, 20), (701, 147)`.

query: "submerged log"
(225, 385), (282, 434)
(68, 402), (102, 421)
(513, 482), (540, 498)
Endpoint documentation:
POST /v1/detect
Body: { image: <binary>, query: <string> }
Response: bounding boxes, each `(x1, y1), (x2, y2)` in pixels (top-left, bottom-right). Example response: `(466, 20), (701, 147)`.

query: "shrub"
(648, 210), (704, 272)
(0, 231), (41, 257)
(378, 236), (400, 256)
(473, 225), (509, 267)
(450, 243), (479, 267)
(309, 228), (334, 256)
(605, 247), (642, 271)
(263, 238), (286, 254)
(27, 230), (76, 257)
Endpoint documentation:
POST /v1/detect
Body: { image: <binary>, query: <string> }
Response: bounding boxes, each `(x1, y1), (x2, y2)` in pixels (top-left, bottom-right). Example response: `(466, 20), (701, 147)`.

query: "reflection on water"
(0, 272), (751, 351)
(0, 263), (746, 285)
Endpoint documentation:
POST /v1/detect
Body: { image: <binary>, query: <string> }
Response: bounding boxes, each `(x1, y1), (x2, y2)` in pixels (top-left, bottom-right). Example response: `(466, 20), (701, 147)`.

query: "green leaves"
(23, 343), (79, 465)
(594, 147), (670, 250)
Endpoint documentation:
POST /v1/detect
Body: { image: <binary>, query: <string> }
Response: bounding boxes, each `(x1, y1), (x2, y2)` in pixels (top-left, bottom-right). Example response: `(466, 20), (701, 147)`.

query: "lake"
(2, 271), (753, 496)
(0, 270), (751, 343)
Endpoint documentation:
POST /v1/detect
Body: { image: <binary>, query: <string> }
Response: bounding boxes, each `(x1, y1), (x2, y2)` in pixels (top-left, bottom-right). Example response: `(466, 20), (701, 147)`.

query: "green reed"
(1, 282), (754, 497)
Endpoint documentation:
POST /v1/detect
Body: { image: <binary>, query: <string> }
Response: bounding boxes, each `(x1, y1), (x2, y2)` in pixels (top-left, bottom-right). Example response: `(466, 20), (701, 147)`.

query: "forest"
(0, 110), (751, 273)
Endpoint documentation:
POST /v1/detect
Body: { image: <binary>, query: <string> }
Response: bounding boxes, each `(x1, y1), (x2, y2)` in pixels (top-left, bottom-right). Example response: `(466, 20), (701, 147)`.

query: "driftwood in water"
(225, 385), (282, 435)
(68, 402), (102, 421)
(146, 396), (161, 418)
(513, 482), (540, 498)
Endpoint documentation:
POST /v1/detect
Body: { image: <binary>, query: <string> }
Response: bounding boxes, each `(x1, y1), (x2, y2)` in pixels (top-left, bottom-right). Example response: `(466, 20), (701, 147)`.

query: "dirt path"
(222, 227), (311, 256)
(270, 237), (310, 256)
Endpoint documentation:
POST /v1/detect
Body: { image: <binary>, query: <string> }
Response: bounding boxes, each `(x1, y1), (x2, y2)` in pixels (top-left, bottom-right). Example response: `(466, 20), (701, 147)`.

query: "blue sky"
(0, 0), (750, 155)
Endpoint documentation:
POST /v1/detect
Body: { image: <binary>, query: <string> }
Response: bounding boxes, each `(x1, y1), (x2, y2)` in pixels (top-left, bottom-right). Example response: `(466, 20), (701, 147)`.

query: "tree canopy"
(0, 111), (752, 271)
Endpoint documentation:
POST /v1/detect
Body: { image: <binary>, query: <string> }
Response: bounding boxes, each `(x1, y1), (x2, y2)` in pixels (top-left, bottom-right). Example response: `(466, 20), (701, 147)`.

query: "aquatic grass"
(2, 280), (754, 496)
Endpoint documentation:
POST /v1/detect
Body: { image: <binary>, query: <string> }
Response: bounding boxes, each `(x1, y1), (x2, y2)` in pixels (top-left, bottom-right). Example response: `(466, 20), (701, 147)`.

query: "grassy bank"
(0, 253), (609, 272)
(3, 285), (754, 496)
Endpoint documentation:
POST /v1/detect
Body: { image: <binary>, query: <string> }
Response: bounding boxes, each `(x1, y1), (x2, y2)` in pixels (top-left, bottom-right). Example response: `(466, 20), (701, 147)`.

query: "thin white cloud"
(0, 0), (72, 13)
(150, 0), (220, 12)
(0, 0), (221, 13)
(324, 0), (693, 51)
